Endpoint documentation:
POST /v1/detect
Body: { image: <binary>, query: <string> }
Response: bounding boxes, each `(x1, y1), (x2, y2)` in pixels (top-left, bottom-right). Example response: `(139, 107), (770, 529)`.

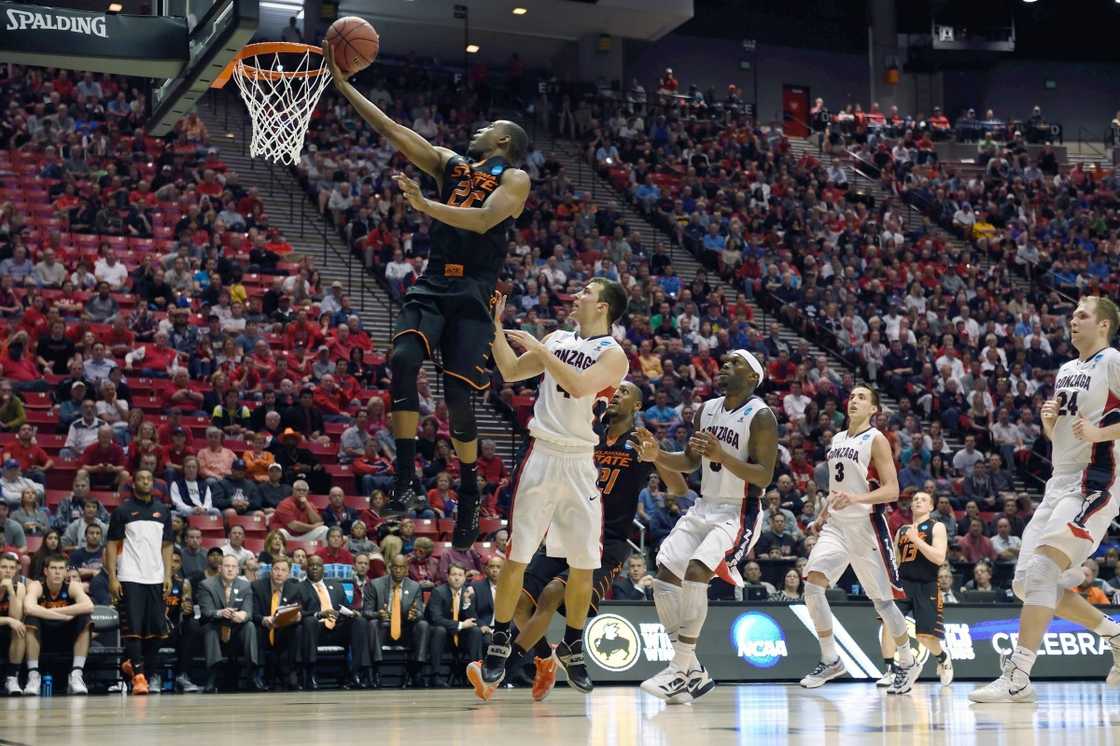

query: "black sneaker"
(386, 485), (422, 516)
(482, 630), (512, 684)
(452, 489), (481, 549)
(556, 639), (593, 694)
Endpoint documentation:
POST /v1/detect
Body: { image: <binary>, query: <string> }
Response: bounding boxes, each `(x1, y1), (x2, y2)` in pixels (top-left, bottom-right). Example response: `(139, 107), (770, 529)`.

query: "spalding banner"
(544, 602), (1120, 683)
(0, 1), (187, 77)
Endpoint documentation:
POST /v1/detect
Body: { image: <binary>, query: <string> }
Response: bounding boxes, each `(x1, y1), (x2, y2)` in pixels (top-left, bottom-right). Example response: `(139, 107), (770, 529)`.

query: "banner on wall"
(552, 602), (1120, 683)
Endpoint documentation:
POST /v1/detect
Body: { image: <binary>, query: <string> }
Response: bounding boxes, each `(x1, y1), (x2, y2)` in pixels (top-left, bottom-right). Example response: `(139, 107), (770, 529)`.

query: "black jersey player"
(325, 46), (531, 549)
(478, 381), (687, 701)
(879, 490), (954, 687)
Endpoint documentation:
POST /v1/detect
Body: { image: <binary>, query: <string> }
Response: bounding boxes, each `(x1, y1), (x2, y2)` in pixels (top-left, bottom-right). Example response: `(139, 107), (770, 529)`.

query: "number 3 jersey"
(1051, 346), (1120, 482)
(528, 330), (625, 450)
(826, 426), (882, 520)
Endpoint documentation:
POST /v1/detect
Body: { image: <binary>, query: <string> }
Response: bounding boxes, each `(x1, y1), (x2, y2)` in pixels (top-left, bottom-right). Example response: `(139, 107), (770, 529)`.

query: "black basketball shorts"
(897, 578), (944, 639)
(117, 582), (168, 640)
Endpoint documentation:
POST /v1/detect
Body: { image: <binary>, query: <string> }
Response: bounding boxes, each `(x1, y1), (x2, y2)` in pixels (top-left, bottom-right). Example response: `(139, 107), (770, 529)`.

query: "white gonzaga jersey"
(1051, 347), (1120, 482)
(698, 395), (769, 501)
(528, 331), (624, 449)
(826, 426), (881, 520)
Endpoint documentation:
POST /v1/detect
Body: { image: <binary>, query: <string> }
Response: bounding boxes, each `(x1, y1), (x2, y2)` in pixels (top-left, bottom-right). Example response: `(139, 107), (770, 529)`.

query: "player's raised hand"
(1040, 398), (1060, 427)
(902, 524), (920, 544)
(504, 329), (544, 354)
(322, 44), (348, 85)
(688, 430), (722, 462)
(393, 173), (426, 211)
(1072, 416), (1102, 443)
(491, 293), (507, 329)
(629, 427), (659, 462)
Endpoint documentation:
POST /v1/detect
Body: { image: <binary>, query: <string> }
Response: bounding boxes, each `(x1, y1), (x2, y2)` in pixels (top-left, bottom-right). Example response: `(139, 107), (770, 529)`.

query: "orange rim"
(212, 42), (325, 89)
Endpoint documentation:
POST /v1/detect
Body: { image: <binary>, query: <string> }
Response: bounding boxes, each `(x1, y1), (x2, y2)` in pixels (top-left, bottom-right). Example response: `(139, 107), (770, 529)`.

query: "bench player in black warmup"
(325, 47), (531, 549)
(496, 381), (687, 701)
(880, 490), (954, 687)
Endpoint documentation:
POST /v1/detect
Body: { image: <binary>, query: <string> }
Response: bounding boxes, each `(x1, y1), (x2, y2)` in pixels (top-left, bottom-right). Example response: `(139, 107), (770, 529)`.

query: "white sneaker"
(679, 664), (715, 704)
(1106, 638), (1120, 687)
(148, 674), (162, 694)
(937, 656), (955, 686)
(876, 665), (895, 687)
(640, 664), (689, 702)
(887, 660), (922, 695)
(68, 670), (88, 696)
(176, 673), (201, 693)
(23, 670), (40, 697)
(799, 658), (846, 689)
(4, 675), (20, 696)
(968, 659), (1036, 703)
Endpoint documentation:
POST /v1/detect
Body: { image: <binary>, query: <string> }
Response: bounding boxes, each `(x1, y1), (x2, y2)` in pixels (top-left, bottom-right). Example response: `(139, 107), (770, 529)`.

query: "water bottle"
(42, 674), (53, 697)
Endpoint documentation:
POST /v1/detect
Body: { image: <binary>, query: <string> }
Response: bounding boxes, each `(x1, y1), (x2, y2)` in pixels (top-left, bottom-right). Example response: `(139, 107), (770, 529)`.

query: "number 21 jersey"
(1051, 346), (1120, 482)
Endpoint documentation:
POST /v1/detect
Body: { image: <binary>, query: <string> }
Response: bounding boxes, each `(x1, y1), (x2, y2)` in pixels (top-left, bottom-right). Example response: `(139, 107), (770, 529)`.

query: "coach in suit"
(197, 554), (263, 692)
(300, 555), (371, 690)
(427, 563), (482, 687)
(250, 556), (304, 690)
(469, 555), (502, 641)
(363, 553), (429, 688)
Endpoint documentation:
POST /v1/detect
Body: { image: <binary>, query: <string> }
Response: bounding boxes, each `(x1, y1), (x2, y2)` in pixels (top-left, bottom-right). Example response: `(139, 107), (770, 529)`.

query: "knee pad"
(874, 599), (908, 639)
(1023, 554), (1063, 609)
(803, 582), (833, 633)
(1059, 567), (1084, 591)
(443, 376), (477, 442)
(389, 335), (425, 410)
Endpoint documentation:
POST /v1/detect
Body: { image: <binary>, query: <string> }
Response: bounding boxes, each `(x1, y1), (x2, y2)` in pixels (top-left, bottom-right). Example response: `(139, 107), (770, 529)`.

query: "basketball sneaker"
(452, 488), (481, 550)
(968, 657), (1036, 703)
(640, 664), (689, 702)
(886, 660), (922, 695)
(1105, 635), (1120, 687)
(799, 658), (845, 688)
(23, 670), (40, 697)
(937, 656), (955, 686)
(131, 673), (150, 696)
(467, 631), (512, 701)
(68, 670), (88, 696)
(531, 652), (559, 702)
(676, 664), (715, 704)
(4, 675), (20, 696)
(386, 485), (423, 516)
(555, 639), (593, 694)
(876, 665), (895, 688)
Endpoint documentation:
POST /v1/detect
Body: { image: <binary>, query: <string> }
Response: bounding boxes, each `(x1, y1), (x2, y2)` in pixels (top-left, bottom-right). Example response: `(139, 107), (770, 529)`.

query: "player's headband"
(730, 349), (765, 383)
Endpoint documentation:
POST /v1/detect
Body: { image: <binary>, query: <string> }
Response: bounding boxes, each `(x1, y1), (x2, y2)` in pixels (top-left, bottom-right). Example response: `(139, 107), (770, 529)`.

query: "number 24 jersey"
(1051, 346), (1120, 478)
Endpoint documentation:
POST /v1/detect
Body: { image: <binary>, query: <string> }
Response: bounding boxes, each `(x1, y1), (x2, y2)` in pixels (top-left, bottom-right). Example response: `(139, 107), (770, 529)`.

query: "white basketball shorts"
(803, 512), (904, 602)
(656, 497), (763, 587)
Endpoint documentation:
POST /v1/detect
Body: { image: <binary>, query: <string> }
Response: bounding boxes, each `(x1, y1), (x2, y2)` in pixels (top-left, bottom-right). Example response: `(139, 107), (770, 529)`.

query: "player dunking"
(879, 490), (954, 687)
(467, 280), (629, 700)
(971, 296), (1120, 703)
(799, 385), (918, 694)
(325, 48), (530, 548)
(632, 350), (778, 703)
(502, 381), (688, 701)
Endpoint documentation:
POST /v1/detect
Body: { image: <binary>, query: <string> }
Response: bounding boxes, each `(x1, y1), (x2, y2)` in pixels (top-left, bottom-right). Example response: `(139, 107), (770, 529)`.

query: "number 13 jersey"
(1051, 347), (1120, 479)
(826, 426), (881, 520)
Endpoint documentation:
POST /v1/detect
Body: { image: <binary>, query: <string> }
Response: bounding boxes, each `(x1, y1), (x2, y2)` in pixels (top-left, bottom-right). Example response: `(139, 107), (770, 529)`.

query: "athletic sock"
(1094, 616), (1120, 640)
(393, 438), (417, 492)
(27, 659), (39, 672)
(562, 625), (582, 647)
(1009, 645), (1037, 678)
(533, 638), (552, 659)
(72, 656), (86, 671)
(492, 620), (511, 638)
(671, 641), (696, 671)
(819, 635), (838, 664)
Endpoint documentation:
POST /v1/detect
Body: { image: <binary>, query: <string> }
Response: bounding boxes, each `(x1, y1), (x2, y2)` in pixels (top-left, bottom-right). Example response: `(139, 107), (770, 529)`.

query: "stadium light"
(512, 7), (527, 14)
(466, 44), (479, 53)
(106, 2), (122, 11)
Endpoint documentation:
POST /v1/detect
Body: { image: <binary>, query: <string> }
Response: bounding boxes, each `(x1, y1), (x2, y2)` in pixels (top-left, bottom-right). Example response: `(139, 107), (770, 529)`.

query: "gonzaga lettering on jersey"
(1051, 347), (1120, 489)
(826, 427), (881, 520)
(528, 331), (624, 449)
(698, 396), (768, 501)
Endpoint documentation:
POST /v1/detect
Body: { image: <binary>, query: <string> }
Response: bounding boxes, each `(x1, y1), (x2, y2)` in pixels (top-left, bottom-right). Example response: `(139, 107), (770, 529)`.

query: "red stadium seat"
(188, 514), (224, 534)
(228, 514), (267, 535)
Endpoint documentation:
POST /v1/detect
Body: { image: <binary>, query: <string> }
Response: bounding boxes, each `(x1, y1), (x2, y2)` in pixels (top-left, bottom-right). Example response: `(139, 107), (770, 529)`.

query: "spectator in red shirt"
(79, 425), (128, 490)
(312, 375), (348, 418)
(888, 490), (915, 536)
(270, 479), (329, 542)
(1, 331), (45, 388)
(767, 350), (796, 388)
(957, 518), (997, 564)
(4, 424), (53, 483)
(475, 439), (507, 489)
(407, 536), (439, 590)
(161, 370), (205, 415)
(157, 408), (196, 447)
(426, 472), (457, 519)
(315, 526), (355, 565)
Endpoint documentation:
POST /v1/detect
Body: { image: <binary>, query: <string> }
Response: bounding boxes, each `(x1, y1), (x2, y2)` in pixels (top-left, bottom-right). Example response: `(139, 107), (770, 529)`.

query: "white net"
(232, 47), (332, 166)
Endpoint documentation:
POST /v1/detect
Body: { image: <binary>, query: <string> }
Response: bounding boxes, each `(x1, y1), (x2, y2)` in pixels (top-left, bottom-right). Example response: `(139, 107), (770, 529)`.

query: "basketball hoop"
(213, 42), (332, 166)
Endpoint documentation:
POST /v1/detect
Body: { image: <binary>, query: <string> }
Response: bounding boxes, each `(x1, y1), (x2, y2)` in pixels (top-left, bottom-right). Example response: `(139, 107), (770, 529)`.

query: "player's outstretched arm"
(655, 462), (689, 498)
(325, 46), (451, 180)
(490, 295), (546, 382)
(395, 169), (530, 235)
(504, 331), (627, 400)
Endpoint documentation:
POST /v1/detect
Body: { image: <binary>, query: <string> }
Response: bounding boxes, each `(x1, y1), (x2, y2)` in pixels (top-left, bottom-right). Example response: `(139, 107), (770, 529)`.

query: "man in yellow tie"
(250, 557), (303, 690)
(362, 553), (429, 689)
(427, 563), (482, 687)
(299, 555), (372, 690)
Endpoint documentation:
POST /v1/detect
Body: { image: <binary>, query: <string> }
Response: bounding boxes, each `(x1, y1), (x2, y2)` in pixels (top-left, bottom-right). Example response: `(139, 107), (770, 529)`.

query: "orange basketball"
(326, 16), (380, 75)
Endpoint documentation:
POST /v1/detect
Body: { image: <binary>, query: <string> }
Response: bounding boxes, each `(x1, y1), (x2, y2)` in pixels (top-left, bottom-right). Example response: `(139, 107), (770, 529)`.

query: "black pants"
(167, 618), (202, 677)
(301, 616), (371, 672)
(429, 624), (482, 679)
(202, 622), (259, 669)
(369, 619), (430, 665)
(256, 621), (301, 678)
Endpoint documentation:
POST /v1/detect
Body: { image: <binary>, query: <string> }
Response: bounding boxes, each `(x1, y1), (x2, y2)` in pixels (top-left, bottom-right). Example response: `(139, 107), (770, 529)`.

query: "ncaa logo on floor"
(584, 613), (640, 671)
(731, 612), (787, 668)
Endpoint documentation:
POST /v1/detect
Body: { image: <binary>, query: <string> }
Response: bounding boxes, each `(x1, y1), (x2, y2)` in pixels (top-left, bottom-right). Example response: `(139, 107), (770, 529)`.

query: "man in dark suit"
(610, 555), (654, 601)
(469, 555), (502, 642)
(250, 556), (304, 690)
(300, 555), (371, 690)
(196, 555), (263, 692)
(428, 563), (482, 687)
(363, 553), (429, 688)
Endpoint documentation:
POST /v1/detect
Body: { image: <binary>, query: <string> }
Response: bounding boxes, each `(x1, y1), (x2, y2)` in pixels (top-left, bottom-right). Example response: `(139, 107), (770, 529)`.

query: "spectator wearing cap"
(4, 424), (53, 485)
(79, 425), (128, 490)
(212, 459), (262, 519)
(58, 380), (90, 431)
(197, 427), (237, 482)
(62, 400), (105, 459)
(171, 455), (220, 518)
(0, 458), (42, 507)
(269, 479), (329, 543)
(157, 408), (196, 447)
(320, 281), (345, 318)
(258, 463), (292, 511)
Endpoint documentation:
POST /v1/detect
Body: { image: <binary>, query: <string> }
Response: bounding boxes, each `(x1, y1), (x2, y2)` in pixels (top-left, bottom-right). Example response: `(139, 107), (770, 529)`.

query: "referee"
(106, 469), (174, 695)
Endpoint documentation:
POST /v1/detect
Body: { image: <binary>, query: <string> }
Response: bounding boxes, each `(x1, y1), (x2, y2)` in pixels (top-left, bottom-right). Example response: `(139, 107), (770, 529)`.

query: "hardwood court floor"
(2, 681), (1119, 745)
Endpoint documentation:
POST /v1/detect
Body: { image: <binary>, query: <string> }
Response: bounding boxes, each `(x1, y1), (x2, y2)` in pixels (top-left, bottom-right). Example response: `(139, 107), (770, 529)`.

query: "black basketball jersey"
(897, 518), (939, 583)
(427, 154), (512, 288)
(595, 427), (654, 544)
(165, 574), (184, 625)
(41, 582), (74, 609)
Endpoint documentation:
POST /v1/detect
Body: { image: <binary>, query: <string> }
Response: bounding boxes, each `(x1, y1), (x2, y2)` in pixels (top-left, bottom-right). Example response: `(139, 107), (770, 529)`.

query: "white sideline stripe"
(789, 604), (882, 680)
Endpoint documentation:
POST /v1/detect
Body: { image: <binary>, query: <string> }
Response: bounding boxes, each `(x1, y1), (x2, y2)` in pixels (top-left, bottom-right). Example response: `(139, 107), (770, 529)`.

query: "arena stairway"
(196, 92), (523, 467)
